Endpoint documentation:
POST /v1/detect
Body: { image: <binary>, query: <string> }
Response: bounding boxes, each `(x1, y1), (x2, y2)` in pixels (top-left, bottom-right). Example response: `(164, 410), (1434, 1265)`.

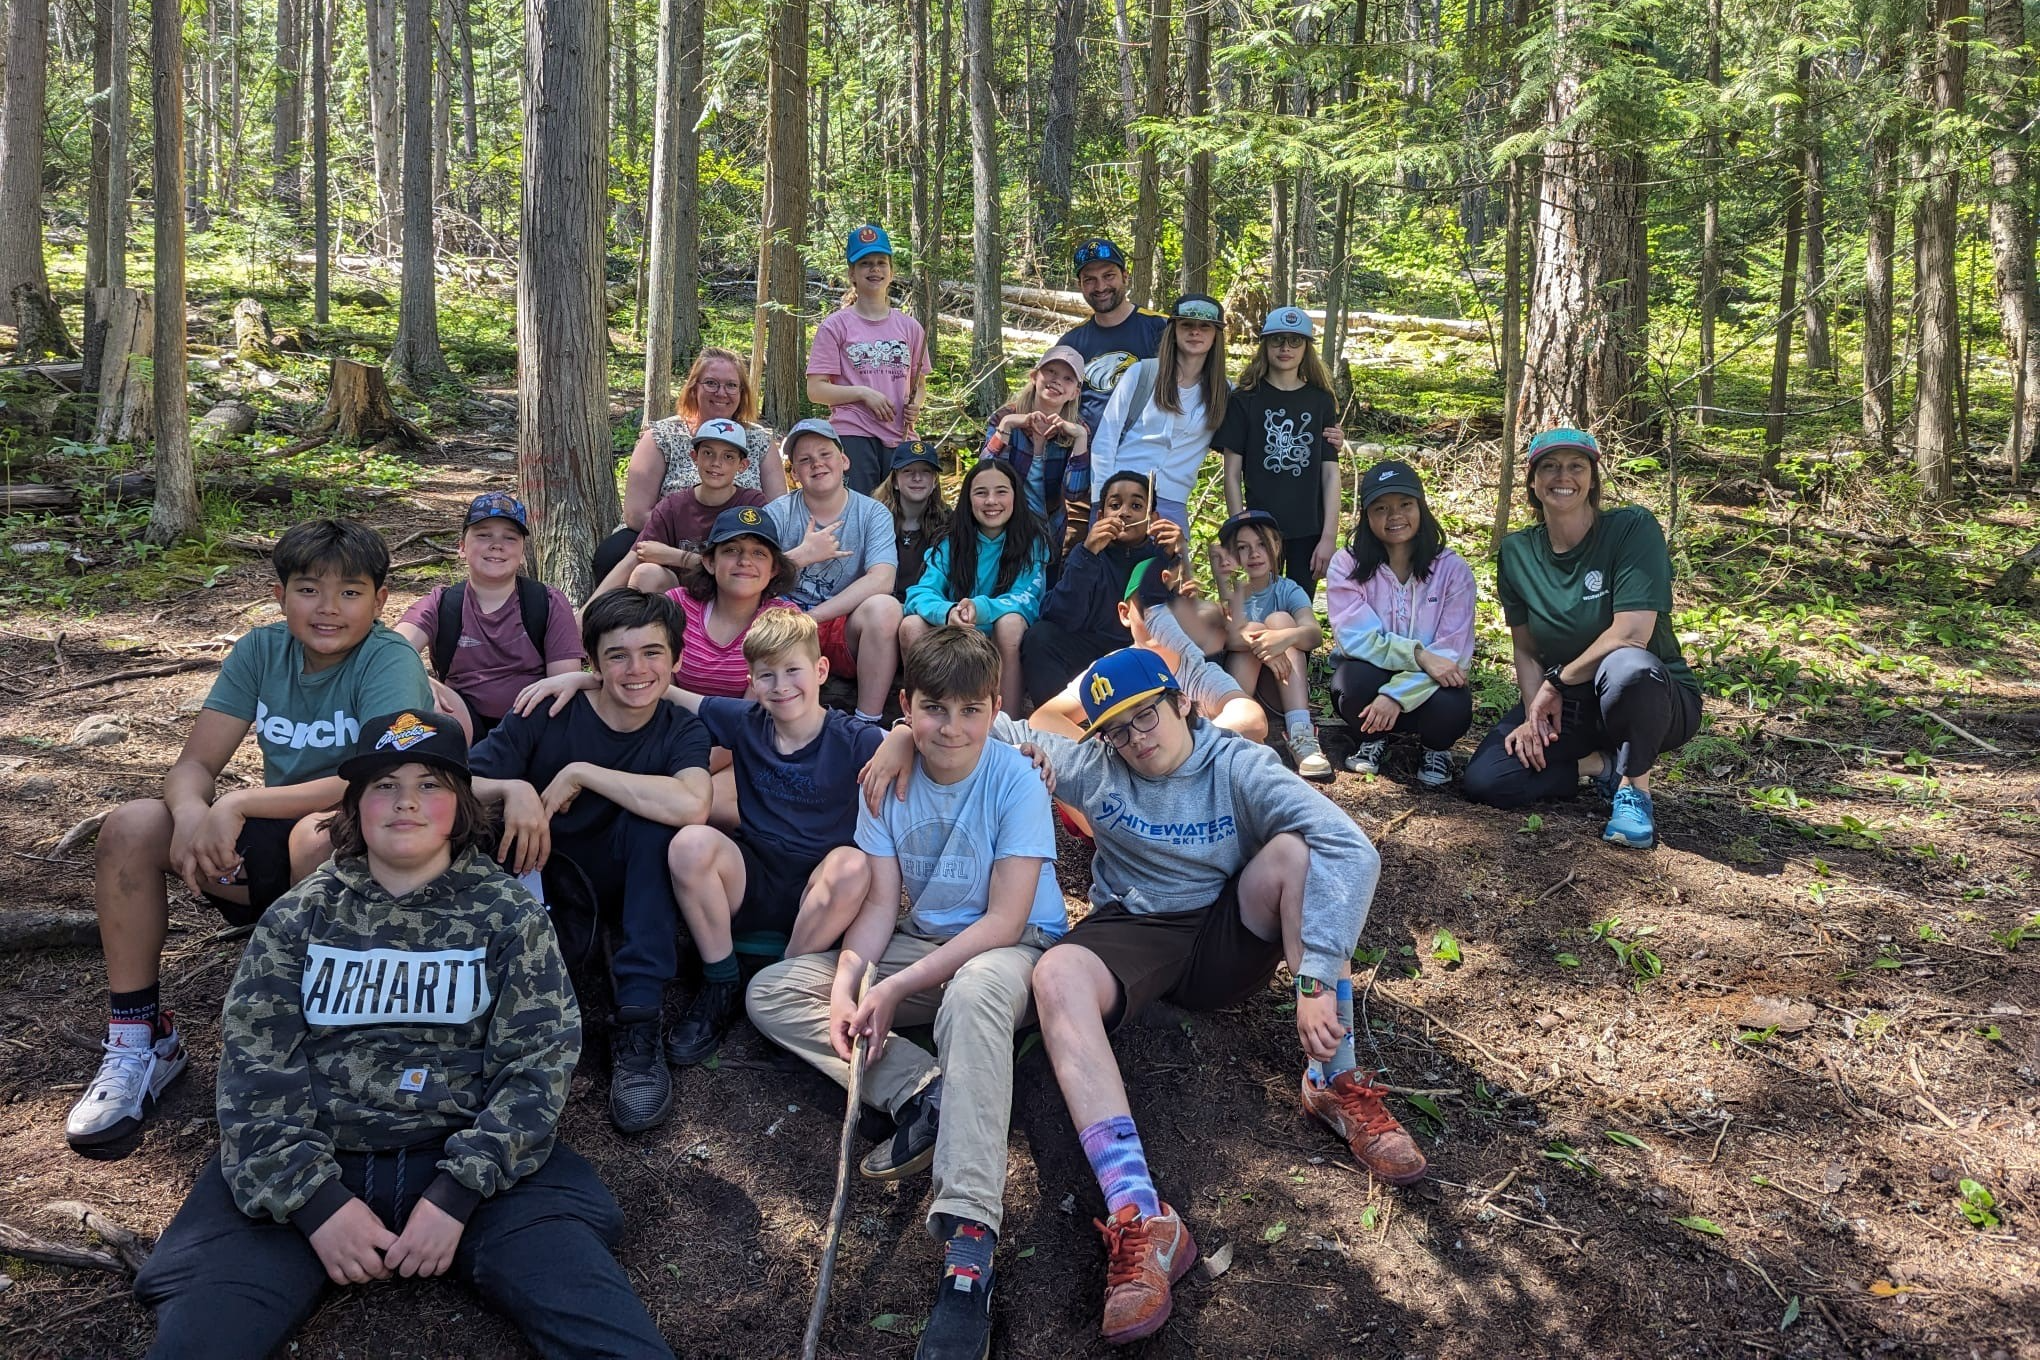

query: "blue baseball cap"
(846, 223), (893, 264)
(1077, 647), (1181, 740)
(705, 503), (780, 549)
(463, 491), (529, 535)
(784, 417), (843, 454)
(890, 439), (939, 471)
(1218, 508), (1282, 545)
(1526, 427), (1600, 467)
(1073, 239), (1126, 274)
(1261, 306), (1314, 339)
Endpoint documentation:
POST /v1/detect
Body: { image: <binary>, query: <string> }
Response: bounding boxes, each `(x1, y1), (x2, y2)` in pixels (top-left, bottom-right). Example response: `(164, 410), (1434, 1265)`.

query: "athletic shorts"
(732, 833), (827, 939)
(199, 816), (300, 926)
(816, 615), (858, 679)
(1059, 874), (1283, 1029)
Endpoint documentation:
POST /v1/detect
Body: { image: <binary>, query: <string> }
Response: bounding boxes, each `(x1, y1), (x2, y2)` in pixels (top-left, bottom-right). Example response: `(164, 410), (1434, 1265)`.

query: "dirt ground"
(0, 442), (2035, 1359)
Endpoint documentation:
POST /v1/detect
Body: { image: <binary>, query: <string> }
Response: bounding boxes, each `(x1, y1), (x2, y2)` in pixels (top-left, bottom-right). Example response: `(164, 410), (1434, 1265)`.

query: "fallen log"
(0, 911), (101, 952)
(232, 297), (278, 365)
(0, 361), (87, 391)
(35, 656), (222, 698)
(0, 1221), (128, 1275)
(935, 313), (1063, 352)
(1706, 510), (1911, 551)
(1989, 543), (2040, 601)
(1304, 307), (1492, 342)
(3, 472), (298, 513)
(194, 400), (258, 444)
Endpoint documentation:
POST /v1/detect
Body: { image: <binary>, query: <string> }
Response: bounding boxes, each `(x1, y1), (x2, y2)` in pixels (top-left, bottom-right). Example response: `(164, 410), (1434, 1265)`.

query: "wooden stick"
(801, 961), (879, 1360)
(1915, 706), (2001, 754)
(43, 1201), (151, 1274)
(0, 1220), (128, 1275)
(34, 657), (220, 698)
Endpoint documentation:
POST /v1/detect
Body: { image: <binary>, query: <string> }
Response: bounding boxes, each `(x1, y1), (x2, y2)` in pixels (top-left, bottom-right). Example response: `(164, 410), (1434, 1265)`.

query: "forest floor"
(0, 260), (2037, 1357)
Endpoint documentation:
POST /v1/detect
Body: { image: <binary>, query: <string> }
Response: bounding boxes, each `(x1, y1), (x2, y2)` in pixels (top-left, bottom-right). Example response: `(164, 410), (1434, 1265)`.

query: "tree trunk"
(91, 285), (151, 443)
(86, 0), (112, 365)
(365, 0), (402, 253)
(1800, 126), (1832, 377)
(1697, 0), (1720, 427)
(226, 0), (243, 213)
(1492, 157), (1525, 553)
(1986, 0), (2040, 465)
(307, 357), (427, 445)
(312, 0), (329, 322)
(1915, 0), (1968, 500)
(670, 0), (703, 362)
(1268, 180), (1292, 305)
(1130, 0), (1171, 308)
(1514, 0), (1645, 437)
(752, 0), (809, 430)
(452, 0), (479, 219)
(1179, 0), (1210, 294)
(1110, 0), (1139, 156)
(0, 0), (53, 330)
(146, 0), (198, 546)
(388, 0), (450, 389)
(965, 0), (1004, 414)
(270, 0), (301, 211)
(929, 0), (954, 366)
(908, 0), (936, 339)
(641, 0), (682, 427)
(1864, 128), (1896, 451)
(1761, 161), (1804, 469)
(1034, 0), (1084, 265)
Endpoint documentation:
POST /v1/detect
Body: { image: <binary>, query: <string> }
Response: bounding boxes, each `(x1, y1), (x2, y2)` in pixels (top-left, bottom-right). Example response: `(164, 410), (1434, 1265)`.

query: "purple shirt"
(806, 307), (930, 444)
(400, 583), (584, 719)
(637, 486), (771, 554)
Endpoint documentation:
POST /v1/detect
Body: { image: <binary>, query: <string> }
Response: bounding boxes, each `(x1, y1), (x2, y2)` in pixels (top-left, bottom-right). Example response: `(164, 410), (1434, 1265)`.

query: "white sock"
(1285, 709), (1311, 736)
(854, 709), (883, 724)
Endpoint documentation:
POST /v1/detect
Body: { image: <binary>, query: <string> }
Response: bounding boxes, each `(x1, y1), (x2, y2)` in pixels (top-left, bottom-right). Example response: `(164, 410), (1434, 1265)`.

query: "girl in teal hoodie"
(902, 458), (1049, 714)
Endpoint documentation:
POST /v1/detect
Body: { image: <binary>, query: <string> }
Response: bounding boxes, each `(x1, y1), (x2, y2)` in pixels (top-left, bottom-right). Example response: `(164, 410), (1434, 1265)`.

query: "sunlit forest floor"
(0, 238), (2034, 1358)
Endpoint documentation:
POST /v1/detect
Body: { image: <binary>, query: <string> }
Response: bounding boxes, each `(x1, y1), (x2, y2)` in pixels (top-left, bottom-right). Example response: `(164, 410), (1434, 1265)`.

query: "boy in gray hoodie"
(865, 645), (1424, 1346)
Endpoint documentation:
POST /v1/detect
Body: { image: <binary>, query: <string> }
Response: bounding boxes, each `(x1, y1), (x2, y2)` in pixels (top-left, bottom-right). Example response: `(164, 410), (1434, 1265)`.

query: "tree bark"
(1799, 129), (1832, 377)
(1492, 156), (1525, 553)
(91, 285), (150, 443)
(1762, 147), (1804, 469)
(1914, 0), (1968, 500)
(1034, 0), (1085, 266)
(312, 0), (330, 322)
(930, 0), (954, 366)
(1864, 126), (1896, 451)
(271, 0), (302, 211)
(0, 0), (53, 330)
(307, 357), (426, 445)
(1111, 0), (1140, 157)
(1179, 0), (1210, 294)
(1697, 0), (1720, 427)
(365, 0), (402, 253)
(146, 0), (199, 546)
(388, 0), (450, 389)
(1986, 0), (2040, 465)
(670, 0), (703, 361)
(965, 0), (1004, 413)
(1130, 0), (1171, 308)
(452, 0), (479, 219)
(908, 0), (937, 340)
(753, 0), (809, 430)
(642, 0), (683, 427)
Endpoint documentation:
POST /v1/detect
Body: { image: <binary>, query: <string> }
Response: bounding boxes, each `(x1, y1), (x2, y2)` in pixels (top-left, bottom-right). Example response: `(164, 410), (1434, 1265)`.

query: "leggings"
(591, 525), (640, 594)
(136, 1144), (672, 1360)
(1330, 659), (1475, 752)
(1460, 646), (1702, 808)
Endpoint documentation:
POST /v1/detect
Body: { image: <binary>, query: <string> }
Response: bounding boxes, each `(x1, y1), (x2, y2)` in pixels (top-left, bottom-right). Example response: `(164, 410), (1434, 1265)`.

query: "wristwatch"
(1295, 975), (1330, 999)
(1542, 663), (1568, 686)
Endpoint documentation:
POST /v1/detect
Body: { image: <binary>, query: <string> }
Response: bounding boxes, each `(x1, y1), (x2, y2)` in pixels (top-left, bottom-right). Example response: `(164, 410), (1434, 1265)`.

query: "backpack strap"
(514, 576), (552, 662)
(1121, 358), (1159, 434)
(429, 582), (467, 679)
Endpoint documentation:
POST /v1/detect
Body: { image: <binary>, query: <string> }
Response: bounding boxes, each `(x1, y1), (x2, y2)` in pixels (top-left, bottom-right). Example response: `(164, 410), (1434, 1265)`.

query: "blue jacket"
(906, 530), (1049, 627)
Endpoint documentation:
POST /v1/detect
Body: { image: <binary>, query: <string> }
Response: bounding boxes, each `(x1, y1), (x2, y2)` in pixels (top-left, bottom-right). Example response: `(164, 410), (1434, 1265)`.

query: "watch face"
(1296, 977), (1326, 997)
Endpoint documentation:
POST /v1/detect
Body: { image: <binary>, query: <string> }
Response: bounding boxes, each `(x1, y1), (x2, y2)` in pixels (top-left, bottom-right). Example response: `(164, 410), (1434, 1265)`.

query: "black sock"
(109, 985), (160, 1030)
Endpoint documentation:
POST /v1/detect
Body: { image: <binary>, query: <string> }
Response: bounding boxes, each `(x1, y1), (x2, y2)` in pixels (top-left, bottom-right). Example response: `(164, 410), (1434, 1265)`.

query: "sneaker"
(66, 1015), (187, 1150)
(609, 1008), (673, 1133)
(915, 1220), (996, 1360)
(1603, 784), (1657, 848)
(1585, 753), (1620, 802)
(1094, 1202), (1197, 1345)
(1290, 728), (1334, 782)
(1343, 738), (1387, 776)
(664, 978), (743, 1067)
(1417, 748), (1454, 788)
(860, 1087), (939, 1180)
(1300, 1069), (1429, 1184)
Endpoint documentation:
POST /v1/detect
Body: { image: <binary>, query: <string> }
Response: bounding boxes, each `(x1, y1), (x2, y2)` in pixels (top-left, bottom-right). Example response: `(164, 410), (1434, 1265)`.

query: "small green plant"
(1555, 952), (1581, 968)
(1957, 1179), (2000, 1230)
(1671, 1215), (1725, 1237)
(1589, 916), (1664, 987)
(1736, 1025), (1780, 1045)
(1519, 813), (1545, 834)
(1430, 929), (1463, 965)
(1604, 1130), (1648, 1149)
(1541, 1141), (1600, 1177)
(1975, 1024), (2003, 1042)
(1990, 913), (2040, 952)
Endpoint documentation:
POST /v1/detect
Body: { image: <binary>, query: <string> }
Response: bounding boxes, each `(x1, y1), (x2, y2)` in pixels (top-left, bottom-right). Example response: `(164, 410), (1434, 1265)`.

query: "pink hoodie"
(1324, 546), (1477, 709)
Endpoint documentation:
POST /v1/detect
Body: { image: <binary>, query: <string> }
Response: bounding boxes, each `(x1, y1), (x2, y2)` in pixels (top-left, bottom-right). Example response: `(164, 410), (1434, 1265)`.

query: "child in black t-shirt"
(873, 439), (953, 601)
(1217, 306), (1346, 594)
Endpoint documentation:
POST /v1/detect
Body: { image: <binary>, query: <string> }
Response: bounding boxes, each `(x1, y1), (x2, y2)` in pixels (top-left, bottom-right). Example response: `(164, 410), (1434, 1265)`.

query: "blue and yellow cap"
(1073, 239), (1126, 274)
(890, 439), (940, 471)
(847, 223), (893, 264)
(463, 490), (529, 534)
(706, 504), (778, 548)
(1077, 647), (1180, 740)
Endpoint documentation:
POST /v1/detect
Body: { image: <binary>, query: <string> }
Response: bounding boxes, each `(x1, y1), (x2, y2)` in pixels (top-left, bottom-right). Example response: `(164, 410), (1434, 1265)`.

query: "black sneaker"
(915, 1219), (996, 1360)
(860, 1087), (939, 1180)
(608, 1008), (673, 1134)
(664, 979), (743, 1067)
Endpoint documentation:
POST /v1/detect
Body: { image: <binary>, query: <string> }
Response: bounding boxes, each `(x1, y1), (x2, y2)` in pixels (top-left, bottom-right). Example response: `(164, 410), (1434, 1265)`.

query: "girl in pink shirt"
(664, 507), (799, 699)
(805, 224), (931, 494)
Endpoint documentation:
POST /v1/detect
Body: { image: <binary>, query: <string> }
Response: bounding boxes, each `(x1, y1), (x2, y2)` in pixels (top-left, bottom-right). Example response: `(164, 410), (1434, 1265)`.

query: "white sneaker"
(1290, 728), (1334, 781)
(66, 1017), (187, 1149)
(1343, 739), (1387, 776)
(1418, 749), (1454, 788)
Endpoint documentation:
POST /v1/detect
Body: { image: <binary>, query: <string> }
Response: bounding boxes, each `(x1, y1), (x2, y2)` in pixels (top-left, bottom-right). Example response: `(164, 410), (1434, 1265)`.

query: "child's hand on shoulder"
(511, 670), (597, 718)
(1017, 742), (1057, 797)
(857, 725), (917, 813)
(384, 1196), (464, 1279)
(308, 1197), (398, 1286)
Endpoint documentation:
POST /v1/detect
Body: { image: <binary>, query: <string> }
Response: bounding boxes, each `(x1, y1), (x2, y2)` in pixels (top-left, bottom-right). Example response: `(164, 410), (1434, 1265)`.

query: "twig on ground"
(43, 1201), (151, 1273)
(1534, 869), (1578, 905)
(1384, 994), (1531, 1084)
(0, 1220), (129, 1275)
(1376, 807), (1416, 839)
(1709, 1111), (1735, 1165)
(1474, 1168), (1519, 1209)
(34, 657), (220, 698)
(801, 961), (877, 1360)
(1906, 1047), (1962, 1130)
(1915, 706), (2001, 754)
(49, 811), (109, 858)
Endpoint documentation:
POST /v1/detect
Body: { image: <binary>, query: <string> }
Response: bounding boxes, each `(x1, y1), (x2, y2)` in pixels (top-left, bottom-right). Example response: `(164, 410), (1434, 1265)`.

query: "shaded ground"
(0, 439), (2036, 1359)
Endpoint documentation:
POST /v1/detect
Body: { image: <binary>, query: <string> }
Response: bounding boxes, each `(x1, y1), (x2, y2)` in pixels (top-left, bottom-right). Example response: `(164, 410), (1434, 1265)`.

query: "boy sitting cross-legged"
(68, 518), (433, 1152)
(748, 626), (1068, 1360)
(468, 588), (713, 1134)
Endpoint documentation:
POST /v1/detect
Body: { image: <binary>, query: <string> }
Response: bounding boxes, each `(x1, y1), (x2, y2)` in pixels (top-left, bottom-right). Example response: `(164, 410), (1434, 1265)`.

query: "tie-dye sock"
(1079, 1114), (1160, 1218)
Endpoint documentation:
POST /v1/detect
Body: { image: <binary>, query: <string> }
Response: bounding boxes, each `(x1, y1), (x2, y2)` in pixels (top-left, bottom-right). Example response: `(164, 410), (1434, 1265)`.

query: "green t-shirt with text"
(1496, 504), (1696, 697)
(203, 621), (433, 786)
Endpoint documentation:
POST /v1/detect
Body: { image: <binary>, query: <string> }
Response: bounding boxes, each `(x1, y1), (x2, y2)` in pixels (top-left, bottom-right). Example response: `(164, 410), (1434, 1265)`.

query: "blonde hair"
(742, 608), (822, 667)
(1236, 334), (1333, 394)
(676, 347), (759, 425)
(1012, 366), (1082, 427)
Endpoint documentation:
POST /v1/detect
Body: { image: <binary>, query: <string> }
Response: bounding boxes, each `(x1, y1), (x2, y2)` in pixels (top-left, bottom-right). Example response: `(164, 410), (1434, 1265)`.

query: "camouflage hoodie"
(216, 846), (580, 1235)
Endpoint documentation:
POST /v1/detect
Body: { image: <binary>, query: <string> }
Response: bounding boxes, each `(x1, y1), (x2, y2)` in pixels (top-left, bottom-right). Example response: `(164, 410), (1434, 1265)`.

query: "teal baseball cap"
(847, 223), (893, 264)
(1526, 427), (1600, 467)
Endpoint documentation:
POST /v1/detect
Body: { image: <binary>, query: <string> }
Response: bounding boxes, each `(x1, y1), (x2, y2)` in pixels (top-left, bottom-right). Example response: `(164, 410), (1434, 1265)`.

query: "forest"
(0, 0), (2036, 1357)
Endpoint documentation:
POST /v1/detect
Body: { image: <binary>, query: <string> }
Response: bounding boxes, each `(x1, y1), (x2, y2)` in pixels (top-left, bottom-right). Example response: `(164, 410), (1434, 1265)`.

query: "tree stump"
(11, 283), (78, 361)
(232, 297), (278, 365)
(90, 287), (153, 445)
(304, 358), (428, 448)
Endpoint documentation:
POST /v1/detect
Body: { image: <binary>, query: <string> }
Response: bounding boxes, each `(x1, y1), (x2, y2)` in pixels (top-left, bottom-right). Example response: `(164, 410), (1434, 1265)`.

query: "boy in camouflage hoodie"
(134, 710), (670, 1360)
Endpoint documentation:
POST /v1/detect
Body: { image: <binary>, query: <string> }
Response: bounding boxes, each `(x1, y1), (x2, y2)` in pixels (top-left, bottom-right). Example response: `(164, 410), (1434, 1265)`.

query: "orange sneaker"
(1094, 1202), (1197, 1344)
(1301, 1069), (1429, 1184)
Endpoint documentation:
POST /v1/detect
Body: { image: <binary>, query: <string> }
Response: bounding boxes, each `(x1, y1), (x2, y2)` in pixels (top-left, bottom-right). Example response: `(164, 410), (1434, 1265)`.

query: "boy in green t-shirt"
(65, 519), (432, 1152)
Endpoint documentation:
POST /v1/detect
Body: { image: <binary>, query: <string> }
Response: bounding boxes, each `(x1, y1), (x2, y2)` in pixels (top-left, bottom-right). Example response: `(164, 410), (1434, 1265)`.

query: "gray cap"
(783, 417), (843, 451)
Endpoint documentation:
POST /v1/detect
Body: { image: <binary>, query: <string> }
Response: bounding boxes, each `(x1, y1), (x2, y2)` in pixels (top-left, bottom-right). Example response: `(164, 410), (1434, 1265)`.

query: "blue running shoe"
(1603, 785), (1657, 848)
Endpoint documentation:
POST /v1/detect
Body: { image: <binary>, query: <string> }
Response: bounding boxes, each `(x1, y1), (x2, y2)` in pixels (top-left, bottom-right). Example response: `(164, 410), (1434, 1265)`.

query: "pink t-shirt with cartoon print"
(806, 306), (930, 445)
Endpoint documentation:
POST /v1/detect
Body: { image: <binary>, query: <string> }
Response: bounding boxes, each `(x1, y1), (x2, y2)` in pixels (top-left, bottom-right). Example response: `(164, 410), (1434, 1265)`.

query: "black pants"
(1280, 537), (1320, 598)
(591, 525), (640, 594)
(1020, 621), (1124, 708)
(136, 1144), (672, 1360)
(1330, 658), (1475, 752)
(1461, 646), (1702, 808)
(554, 814), (682, 1011)
(840, 435), (887, 495)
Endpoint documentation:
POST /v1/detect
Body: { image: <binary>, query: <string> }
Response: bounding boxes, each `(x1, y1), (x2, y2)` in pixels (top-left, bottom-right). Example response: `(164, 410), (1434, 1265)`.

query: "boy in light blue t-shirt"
(747, 626), (1064, 1360)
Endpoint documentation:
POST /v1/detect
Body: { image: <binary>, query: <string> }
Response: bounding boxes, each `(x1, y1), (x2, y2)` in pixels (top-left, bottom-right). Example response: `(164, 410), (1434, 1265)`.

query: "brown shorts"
(1059, 874), (1284, 1029)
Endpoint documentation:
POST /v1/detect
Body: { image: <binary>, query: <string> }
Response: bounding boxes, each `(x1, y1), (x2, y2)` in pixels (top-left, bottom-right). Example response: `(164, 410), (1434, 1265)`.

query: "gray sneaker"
(1417, 749), (1454, 788)
(67, 1019), (187, 1149)
(1343, 739), (1387, 776)
(1290, 728), (1334, 781)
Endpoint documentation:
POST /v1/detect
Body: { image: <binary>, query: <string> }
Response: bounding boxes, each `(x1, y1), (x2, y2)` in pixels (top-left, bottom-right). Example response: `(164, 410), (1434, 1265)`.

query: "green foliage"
(1956, 1180), (2000, 1231)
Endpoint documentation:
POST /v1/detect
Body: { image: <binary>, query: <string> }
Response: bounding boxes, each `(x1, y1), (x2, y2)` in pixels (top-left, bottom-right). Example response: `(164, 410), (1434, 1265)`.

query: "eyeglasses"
(699, 380), (741, 395)
(1097, 701), (1164, 749)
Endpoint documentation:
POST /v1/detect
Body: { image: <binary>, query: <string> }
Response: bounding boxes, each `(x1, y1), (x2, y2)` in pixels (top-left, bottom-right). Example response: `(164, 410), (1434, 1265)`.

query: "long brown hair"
(675, 347), (759, 425)
(1153, 320), (1229, 430)
(874, 466), (954, 539)
(328, 770), (498, 863)
(1236, 334), (1333, 394)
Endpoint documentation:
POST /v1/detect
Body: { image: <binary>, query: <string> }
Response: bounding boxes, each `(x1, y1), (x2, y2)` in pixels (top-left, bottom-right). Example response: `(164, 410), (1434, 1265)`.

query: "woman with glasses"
(1087, 295), (1232, 545)
(594, 347), (790, 583)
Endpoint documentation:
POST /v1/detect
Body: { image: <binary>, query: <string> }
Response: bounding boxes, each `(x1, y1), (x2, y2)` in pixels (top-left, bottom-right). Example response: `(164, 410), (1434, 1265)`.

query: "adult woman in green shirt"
(1460, 429), (1702, 847)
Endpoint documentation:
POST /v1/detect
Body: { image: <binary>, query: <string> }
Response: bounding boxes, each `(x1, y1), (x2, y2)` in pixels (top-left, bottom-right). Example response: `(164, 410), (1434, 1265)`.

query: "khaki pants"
(746, 927), (1052, 1236)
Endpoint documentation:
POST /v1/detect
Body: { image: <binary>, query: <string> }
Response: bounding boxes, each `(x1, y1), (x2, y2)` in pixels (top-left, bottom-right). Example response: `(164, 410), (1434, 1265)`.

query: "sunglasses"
(1098, 701), (1165, 749)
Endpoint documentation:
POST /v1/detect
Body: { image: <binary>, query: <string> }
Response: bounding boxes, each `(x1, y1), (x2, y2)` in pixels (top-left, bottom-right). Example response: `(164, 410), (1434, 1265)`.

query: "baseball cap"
(784, 417), (843, 453)
(1120, 556), (1174, 612)
(1034, 345), (1086, 378)
(846, 223), (893, 264)
(890, 439), (940, 471)
(1217, 508), (1282, 545)
(1170, 294), (1225, 326)
(692, 417), (749, 453)
(463, 490), (529, 534)
(1361, 459), (1426, 509)
(1261, 306), (1314, 339)
(338, 710), (470, 787)
(1077, 648), (1181, 740)
(1526, 427), (1600, 467)
(1072, 239), (1126, 274)
(705, 503), (780, 548)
